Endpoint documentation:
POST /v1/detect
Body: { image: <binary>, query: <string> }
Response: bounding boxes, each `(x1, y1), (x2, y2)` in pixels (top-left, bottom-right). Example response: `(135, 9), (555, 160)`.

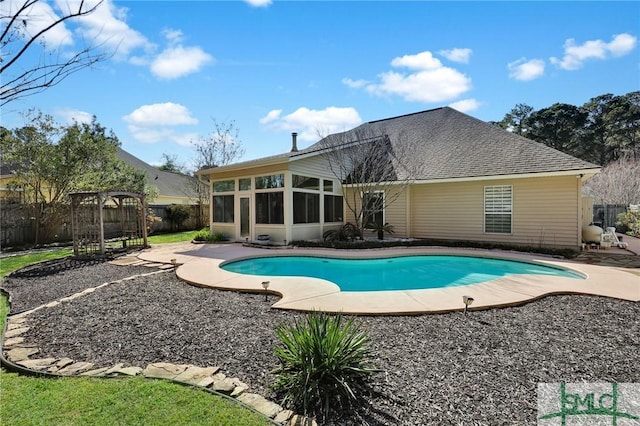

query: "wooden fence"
(1, 203), (206, 249)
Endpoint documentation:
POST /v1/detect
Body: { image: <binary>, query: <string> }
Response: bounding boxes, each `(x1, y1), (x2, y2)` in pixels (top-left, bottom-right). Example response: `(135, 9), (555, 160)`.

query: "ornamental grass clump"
(272, 311), (377, 420)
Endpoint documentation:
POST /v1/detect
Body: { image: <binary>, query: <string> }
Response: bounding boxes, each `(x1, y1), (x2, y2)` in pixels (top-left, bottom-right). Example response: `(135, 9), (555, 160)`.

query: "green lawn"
(0, 233), (271, 426)
(147, 229), (203, 244)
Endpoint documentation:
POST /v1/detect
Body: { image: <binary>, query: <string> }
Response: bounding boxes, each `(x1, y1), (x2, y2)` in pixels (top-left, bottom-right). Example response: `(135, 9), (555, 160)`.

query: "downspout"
(577, 174), (584, 249)
(197, 173), (212, 230)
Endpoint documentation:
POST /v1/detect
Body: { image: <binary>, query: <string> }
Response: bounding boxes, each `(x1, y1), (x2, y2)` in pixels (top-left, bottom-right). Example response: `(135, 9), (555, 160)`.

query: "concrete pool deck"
(134, 242), (639, 315)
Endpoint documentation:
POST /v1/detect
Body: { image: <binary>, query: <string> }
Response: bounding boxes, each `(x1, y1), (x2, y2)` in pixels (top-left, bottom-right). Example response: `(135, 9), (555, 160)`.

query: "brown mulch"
(2, 259), (639, 425)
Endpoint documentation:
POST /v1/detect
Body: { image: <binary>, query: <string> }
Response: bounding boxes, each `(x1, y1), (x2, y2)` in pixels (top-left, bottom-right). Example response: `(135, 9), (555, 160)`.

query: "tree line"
(493, 91), (639, 166)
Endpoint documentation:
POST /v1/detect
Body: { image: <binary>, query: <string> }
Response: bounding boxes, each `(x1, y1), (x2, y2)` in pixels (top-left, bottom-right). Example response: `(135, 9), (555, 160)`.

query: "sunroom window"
(213, 195), (234, 223)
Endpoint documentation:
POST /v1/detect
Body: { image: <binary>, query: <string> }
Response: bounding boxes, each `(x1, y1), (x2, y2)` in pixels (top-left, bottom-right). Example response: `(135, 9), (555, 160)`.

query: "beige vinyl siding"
(211, 223), (235, 240)
(410, 176), (580, 248)
(289, 156), (337, 181)
(343, 186), (408, 236)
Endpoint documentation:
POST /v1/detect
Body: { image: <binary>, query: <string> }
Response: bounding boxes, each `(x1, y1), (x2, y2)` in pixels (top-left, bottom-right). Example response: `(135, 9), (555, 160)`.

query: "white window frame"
(484, 185), (512, 234)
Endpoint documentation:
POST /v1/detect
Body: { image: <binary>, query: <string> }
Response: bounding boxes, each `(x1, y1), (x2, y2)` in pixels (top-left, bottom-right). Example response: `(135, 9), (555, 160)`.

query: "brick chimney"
(291, 132), (298, 152)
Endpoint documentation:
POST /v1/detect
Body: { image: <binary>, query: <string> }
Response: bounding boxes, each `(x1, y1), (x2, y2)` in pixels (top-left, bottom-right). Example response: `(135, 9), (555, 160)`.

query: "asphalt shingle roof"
(116, 148), (197, 200)
(304, 107), (599, 180)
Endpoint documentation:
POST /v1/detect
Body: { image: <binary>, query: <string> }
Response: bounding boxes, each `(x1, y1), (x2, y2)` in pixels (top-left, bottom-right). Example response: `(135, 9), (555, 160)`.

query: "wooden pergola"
(69, 191), (148, 256)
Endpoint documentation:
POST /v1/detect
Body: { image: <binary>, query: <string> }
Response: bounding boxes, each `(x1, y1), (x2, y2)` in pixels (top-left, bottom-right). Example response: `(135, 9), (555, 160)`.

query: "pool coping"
(137, 243), (640, 315)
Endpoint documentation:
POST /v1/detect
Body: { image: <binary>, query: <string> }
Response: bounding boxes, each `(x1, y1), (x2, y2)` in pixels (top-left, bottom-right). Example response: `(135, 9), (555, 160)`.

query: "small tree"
(165, 204), (191, 231)
(157, 153), (186, 174)
(319, 126), (419, 237)
(190, 119), (245, 227)
(191, 119), (245, 170)
(0, 111), (147, 244)
(583, 156), (640, 206)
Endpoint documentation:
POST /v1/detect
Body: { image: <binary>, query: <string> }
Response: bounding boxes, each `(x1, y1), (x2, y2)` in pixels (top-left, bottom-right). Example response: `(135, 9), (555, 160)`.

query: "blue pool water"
(221, 255), (584, 292)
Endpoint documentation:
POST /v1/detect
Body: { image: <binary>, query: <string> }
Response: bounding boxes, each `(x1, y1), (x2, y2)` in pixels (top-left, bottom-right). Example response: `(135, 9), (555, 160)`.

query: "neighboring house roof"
(0, 162), (18, 179)
(199, 107), (600, 179)
(116, 148), (197, 201)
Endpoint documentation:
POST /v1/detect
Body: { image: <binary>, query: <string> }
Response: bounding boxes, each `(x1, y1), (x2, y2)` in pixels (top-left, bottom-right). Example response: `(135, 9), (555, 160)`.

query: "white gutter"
(342, 168), (601, 187)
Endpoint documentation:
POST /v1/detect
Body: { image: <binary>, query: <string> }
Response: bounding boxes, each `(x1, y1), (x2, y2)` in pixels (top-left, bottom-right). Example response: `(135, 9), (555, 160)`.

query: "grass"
(0, 374), (270, 426)
(147, 229), (202, 244)
(0, 232), (271, 426)
(0, 249), (73, 279)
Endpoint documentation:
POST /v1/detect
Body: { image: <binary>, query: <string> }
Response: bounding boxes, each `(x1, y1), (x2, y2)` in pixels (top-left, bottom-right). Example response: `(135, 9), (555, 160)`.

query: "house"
(196, 107), (600, 249)
(115, 148), (198, 206)
(0, 162), (21, 201)
(0, 148), (198, 206)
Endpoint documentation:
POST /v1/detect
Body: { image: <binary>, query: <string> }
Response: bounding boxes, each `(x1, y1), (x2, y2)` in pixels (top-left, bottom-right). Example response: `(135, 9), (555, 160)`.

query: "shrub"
(272, 312), (377, 421)
(367, 222), (395, 240)
(322, 222), (361, 242)
(165, 205), (191, 231)
(193, 228), (225, 242)
(617, 210), (640, 237)
(291, 238), (578, 258)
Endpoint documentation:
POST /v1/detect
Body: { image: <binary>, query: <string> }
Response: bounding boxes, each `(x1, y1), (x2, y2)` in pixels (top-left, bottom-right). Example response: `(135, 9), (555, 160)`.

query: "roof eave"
(342, 168), (601, 187)
(196, 157), (290, 176)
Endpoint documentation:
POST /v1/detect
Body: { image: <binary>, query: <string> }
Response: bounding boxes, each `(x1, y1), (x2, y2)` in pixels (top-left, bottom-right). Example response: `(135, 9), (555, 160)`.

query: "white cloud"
(123, 103), (198, 127)
(260, 106), (362, 142)
(64, 0), (152, 60)
(123, 103), (198, 145)
(162, 28), (184, 44)
(606, 33), (637, 56)
(347, 51), (472, 103)
(438, 48), (472, 64)
(244, 0), (272, 7)
(150, 45), (214, 79)
(448, 99), (482, 113)
(259, 109), (282, 124)
(55, 108), (93, 124)
(550, 33), (637, 70)
(0, 0), (74, 49)
(508, 58), (545, 81)
(342, 78), (368, 89)
(390, 51), (442, 70)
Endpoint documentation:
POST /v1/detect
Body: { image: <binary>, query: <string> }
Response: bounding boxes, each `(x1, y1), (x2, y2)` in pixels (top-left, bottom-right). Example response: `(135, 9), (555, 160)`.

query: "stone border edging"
(0, 265), (316, 426)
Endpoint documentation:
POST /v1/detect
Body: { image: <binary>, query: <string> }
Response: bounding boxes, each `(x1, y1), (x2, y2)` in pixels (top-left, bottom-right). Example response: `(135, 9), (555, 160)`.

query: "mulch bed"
(2, 258), (639, 425)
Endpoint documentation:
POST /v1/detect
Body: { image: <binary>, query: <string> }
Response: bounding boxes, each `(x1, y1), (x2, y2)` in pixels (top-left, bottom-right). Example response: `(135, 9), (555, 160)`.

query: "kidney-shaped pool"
(220, 255), (585, 292)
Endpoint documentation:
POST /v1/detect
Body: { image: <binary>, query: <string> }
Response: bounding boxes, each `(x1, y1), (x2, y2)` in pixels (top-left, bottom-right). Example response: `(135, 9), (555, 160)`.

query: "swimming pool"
(220, 255), (585, 292)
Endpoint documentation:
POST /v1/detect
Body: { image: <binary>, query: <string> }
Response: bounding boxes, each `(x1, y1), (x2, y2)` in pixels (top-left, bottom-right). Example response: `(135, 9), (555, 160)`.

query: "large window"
(255, 174), (284, 189)
(239, 178), (251, 191)
(363, 192), (384, 228)
(293, 192), (319, 224)
(213, 195), (234, 223)
(213, 180), (235, 192)
(484, 185), (512, 234)
(324, 195), (343, 222)
(292, 174), (320, 190)
(256, 192), (284, 224)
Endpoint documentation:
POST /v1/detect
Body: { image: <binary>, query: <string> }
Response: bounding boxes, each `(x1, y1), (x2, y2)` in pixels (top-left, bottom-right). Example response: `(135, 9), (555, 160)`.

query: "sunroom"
(204, 157), (345, 245)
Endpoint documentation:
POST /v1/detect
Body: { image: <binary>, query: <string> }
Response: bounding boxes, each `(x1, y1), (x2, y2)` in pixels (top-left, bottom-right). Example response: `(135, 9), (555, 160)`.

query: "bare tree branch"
(318, 126), (419, 236)
(583, 155), (640, 205)
(0, 0), (109, 105)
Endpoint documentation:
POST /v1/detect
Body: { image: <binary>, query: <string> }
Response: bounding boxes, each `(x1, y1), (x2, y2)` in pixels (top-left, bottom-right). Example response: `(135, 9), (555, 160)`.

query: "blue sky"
(2, 1), (639, 171)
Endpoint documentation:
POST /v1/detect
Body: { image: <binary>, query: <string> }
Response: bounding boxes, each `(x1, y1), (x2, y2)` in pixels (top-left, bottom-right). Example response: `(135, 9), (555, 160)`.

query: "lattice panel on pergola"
(69, 191), (148, 256)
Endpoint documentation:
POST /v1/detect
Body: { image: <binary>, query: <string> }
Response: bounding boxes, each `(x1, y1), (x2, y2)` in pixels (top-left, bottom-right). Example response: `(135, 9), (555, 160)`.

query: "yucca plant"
(272, 311), (377, 420)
